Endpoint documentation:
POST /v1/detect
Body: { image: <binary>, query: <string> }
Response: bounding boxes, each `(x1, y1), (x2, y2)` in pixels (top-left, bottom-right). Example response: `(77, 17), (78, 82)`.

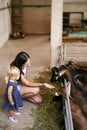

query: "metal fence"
(62, 79), (74, 130)
(60, 43), (87, 64)
(59, 42), (87, 130)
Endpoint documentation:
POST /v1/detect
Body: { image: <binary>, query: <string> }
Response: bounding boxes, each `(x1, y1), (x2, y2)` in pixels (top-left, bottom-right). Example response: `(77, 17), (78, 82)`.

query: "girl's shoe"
(14, 111), (21, 115)
(18, 106), (24, 110)
(9, 116), (18, 123)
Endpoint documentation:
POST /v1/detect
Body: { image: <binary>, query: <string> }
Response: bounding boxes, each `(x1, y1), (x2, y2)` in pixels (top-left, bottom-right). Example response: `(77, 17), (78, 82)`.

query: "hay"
(29, 71), (64, 130)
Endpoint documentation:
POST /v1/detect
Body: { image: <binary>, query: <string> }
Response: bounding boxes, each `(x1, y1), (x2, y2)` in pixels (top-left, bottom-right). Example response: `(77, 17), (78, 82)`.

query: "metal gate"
(63, 79), (74, 130)
(58, 42), (87, 130)
(60, 43), (87, 64)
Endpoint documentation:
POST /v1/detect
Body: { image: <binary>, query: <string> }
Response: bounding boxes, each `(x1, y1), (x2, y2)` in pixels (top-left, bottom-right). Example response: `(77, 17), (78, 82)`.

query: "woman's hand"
(44, 83), (55, 89)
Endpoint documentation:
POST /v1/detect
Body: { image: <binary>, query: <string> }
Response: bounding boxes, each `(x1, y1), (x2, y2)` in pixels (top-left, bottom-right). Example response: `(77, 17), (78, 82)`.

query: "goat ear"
(51, 67), (54, 71)
(51, 67), (57, 72)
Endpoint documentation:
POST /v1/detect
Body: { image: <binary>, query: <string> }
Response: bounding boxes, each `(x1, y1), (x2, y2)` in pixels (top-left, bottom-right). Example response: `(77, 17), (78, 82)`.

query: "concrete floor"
(0, 35), (51, 130)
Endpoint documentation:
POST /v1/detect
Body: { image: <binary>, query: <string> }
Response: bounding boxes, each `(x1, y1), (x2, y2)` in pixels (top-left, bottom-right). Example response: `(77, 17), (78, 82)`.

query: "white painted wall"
(64, 0), (87, 2)
(64, 1), (87, 18)
(64, 0), (87, 16)
(51, 0), (63, 68)
(0, 0), (11, 48)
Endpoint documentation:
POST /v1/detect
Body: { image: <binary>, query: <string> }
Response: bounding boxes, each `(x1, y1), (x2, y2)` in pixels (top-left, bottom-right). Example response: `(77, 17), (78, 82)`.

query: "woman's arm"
(21, 76), (55, 89)
(8, 86), (14, 105)
(21, 75), (42, 87)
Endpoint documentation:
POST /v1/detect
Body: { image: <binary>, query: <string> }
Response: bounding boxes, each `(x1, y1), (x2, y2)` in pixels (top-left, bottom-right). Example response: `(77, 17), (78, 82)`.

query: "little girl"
(3, 66), (23, 123)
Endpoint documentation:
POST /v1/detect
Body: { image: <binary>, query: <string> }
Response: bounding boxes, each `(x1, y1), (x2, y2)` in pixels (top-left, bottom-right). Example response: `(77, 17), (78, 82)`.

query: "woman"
(10, 51), (55, 104)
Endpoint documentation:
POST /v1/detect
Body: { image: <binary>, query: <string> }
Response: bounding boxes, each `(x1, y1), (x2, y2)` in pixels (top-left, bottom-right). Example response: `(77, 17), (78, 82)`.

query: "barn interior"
(0, 0), (87, 130)
(1, 0), (87, 45)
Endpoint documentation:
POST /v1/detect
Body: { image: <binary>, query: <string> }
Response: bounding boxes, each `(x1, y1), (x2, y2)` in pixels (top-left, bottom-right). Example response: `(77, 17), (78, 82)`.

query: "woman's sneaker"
(9, 116), (18, 123)
(14, 111), (21, 115)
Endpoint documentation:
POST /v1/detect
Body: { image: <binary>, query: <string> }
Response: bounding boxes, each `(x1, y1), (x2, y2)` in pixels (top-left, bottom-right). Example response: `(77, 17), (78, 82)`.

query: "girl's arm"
(21, 75), (55, 89)
(8, 86), (14, 105)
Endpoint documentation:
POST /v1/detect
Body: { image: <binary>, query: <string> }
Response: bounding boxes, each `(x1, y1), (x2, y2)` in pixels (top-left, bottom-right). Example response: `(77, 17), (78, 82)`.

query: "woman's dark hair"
(10, 51), (30, 75)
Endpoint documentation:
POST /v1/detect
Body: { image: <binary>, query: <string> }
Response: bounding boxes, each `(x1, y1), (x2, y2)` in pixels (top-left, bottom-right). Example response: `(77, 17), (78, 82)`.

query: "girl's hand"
(44, 83), (55, 89)
(10, 102), (14, 106)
